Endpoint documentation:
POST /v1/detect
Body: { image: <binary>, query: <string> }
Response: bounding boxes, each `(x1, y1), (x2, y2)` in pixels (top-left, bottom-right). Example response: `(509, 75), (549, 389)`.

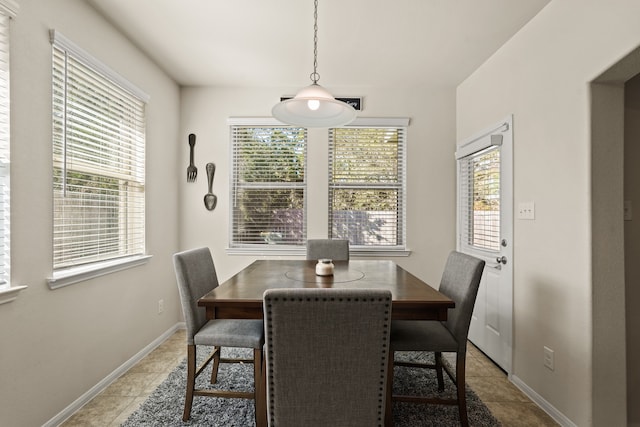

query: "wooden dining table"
(197, 259), (454, 427)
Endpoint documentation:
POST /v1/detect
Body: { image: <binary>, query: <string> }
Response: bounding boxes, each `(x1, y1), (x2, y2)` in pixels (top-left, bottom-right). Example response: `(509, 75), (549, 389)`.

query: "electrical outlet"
(158, 299), (164, 314)
(543, 346), (554, 370)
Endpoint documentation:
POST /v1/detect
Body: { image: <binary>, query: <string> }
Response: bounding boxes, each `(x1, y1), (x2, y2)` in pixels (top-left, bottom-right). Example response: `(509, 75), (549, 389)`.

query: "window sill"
(48, 255), (152, 290)
(351, 248), (411, 257)
(0, 285), (28, 305)
(226, 247), (411, 257)
(226, 247), (306, 257)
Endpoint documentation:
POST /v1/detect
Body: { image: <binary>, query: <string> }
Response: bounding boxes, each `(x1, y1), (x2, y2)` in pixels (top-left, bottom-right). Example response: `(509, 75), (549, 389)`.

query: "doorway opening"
(590, 45), (640, 426)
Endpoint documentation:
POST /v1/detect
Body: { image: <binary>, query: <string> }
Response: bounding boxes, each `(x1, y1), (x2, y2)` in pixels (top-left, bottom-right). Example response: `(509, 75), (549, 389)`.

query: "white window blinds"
(230, 125), (307, 246)
(459, 146), (501, 251)
(328, 124), (406, 248)
(51, 31), (147, 270)
(0, 10), (11, 287)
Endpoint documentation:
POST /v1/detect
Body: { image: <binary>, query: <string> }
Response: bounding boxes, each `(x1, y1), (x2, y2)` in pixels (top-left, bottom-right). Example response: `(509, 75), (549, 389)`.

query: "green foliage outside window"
(330, 127), (403, 246)
(472, 149), (500, 212)
(232, 127), (306, 245)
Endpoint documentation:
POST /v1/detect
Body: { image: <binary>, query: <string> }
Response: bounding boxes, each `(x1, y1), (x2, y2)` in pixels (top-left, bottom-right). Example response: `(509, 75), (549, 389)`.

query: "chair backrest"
(173, 247), (219, 344)
(438, 251), (485, 350)
(306, 239), (350, 261)
(264, 288), (391, 427)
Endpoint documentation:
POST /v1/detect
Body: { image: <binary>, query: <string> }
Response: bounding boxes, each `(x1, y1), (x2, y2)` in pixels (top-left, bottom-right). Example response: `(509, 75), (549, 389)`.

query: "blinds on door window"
(230, 125), (307, 246)
(328, 126), (406, 248)
(51, 31), (147, 270)
(0, 11), (10, 287)
(459, 146), (500, 251)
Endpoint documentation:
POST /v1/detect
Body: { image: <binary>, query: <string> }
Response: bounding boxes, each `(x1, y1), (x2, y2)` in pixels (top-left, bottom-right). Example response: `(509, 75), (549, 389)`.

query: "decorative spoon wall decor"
(187, 133), (197, 182)
(204, 162), (217, 211)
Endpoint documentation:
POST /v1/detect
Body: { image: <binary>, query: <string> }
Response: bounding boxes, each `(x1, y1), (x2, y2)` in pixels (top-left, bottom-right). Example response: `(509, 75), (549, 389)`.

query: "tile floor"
(463, 344), (558, 426)
(60, 329), (558, 426)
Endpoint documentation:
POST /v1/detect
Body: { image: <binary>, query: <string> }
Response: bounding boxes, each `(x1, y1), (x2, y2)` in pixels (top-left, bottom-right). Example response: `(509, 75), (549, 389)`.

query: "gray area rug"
(122, 347), (500, 426)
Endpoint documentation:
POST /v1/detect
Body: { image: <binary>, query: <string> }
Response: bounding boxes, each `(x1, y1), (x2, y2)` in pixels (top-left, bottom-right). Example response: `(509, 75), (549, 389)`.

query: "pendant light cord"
(311, 0), (320, 84)
(271, 0), (356, 126)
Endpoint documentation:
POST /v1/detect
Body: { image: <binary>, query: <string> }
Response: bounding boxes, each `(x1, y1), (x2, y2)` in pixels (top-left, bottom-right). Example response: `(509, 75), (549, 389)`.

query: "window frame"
(0, 0), (22, 304)
(227, 117), (308, 255)
(48, 31), (150, 289)
(227, 117), (410, 257)
(458, 145), (501, 253)
(328, 118), (409, 254)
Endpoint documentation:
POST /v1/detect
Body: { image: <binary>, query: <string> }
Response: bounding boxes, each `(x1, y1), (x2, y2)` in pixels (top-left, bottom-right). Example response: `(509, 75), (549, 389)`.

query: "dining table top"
(198, 259), (454, 321)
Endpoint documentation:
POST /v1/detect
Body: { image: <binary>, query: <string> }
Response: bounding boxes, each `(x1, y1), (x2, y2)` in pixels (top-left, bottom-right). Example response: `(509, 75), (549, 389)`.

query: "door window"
(459, 146), (500, 252)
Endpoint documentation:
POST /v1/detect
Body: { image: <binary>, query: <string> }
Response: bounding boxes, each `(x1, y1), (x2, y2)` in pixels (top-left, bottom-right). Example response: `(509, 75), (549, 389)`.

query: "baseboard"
(43, 322), (186, 427)
(510, 374), (577, 427)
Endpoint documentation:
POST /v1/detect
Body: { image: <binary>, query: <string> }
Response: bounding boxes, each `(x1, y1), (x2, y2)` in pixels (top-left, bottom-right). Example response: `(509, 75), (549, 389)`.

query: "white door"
(456, 116), (513, 373)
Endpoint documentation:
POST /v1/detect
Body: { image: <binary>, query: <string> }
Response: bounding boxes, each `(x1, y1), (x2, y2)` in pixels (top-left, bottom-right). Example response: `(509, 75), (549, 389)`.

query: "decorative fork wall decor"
(187, 133), (197, 182)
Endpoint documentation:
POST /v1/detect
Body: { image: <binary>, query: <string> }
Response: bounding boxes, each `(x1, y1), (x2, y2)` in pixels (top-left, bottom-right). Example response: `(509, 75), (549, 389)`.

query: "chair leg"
(183, 344), (197, 422)
(455, 352), (469, 427)
(210, 346), (221, 383)
(385, 350), (395, 427)
(435, 351), (445, 392)
(253, 348), (267, 427)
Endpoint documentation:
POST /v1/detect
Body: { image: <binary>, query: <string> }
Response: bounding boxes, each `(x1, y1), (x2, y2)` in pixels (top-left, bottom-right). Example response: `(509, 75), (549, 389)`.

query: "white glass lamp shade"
(272, 83), (356, 127)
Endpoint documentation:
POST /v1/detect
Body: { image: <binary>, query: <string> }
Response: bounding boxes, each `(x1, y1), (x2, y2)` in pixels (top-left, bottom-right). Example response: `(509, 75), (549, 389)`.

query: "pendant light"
(272, 0), (356, 128)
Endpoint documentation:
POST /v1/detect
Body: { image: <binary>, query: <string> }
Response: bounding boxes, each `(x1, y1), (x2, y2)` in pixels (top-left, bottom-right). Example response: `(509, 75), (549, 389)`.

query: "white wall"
(0, 1), (181, 426)
(457, 1), (640, 425)
(178, 85), (459, 289)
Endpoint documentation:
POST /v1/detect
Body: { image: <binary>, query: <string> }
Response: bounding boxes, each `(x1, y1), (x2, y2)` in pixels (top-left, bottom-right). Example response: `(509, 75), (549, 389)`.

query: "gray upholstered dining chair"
(263, 288), (392, 427)
(306, 238), (350, 261)
(386, 251), (485, 427)
(173, 247), (264, 423)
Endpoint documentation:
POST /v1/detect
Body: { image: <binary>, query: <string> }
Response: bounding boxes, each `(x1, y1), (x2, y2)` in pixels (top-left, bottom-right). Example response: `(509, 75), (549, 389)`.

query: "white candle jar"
(315, 259), (334, 276)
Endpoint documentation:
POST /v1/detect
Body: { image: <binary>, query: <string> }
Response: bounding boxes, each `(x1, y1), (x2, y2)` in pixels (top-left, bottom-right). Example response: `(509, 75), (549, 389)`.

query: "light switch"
(518, 201), (535, 220)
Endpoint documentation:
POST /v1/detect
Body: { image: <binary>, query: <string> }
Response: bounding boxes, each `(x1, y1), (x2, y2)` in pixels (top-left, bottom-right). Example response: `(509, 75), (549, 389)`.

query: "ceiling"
(86, 0), (550, 89)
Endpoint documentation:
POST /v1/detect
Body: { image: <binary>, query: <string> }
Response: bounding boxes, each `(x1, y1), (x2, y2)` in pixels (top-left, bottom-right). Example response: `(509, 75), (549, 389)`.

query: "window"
(0, 3), (14, 293)
(329, 120), (407, 249)
(51, 31), (148, 279)
(230, 120), (306, 249)
(459, 145), (500, 251)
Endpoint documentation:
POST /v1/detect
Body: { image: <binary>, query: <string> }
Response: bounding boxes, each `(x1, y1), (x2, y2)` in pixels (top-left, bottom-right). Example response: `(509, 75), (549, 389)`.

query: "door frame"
(456, 114), (513, 373)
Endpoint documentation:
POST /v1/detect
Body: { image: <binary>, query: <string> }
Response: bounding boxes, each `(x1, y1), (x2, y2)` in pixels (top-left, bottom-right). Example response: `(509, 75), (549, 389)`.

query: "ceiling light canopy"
(272, 0), (356, 128)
